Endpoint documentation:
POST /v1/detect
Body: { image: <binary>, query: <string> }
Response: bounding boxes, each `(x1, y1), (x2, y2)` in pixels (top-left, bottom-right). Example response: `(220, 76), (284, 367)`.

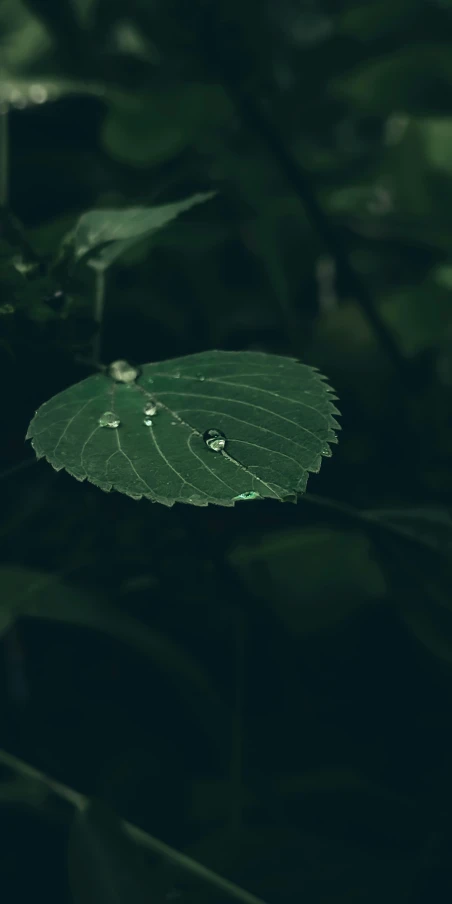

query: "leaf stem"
(0, 748), (270, 904)
(0, 104), (9, 207)
(91, 264), (106, 365)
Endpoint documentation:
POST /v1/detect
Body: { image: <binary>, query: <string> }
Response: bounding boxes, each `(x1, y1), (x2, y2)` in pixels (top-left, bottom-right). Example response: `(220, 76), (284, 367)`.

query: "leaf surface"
(71, 193), (216, 269)
(26, 351), (340, 507)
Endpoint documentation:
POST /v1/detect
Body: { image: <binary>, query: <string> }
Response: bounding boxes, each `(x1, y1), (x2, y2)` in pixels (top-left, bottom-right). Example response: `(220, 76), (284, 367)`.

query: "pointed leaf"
(26, 351), (340, 507)
(70, 193), (216, 270)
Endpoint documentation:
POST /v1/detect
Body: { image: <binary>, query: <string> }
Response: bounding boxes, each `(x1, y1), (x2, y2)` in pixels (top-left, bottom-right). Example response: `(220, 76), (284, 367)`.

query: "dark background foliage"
(1, 0), (452, 901)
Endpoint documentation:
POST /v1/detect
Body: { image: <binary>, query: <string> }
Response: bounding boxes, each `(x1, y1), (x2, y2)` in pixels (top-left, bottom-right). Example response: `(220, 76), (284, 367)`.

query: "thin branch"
(0, 748), (270, 904)
(196, 6), (411, 387)
(91, 264), (106, 366)
(230, 608), (246, 830)
(0, 106), (8, 207)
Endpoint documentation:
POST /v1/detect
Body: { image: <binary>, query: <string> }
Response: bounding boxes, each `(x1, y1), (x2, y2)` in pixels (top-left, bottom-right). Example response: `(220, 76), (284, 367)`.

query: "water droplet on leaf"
(143, 400), (157, 417)
(197, 374), (205, 381)
(234, 491), (260, 501)
(29, 84), (48, 104)
(203, 428), (227, 452)
(98, 411), (120, 428)
(143, 417), (153, 427)
(108, 359), (140, 383)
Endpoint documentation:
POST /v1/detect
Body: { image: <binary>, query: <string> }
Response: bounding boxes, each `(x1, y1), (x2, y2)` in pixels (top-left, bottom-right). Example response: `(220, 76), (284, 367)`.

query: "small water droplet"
(143, 417), (153, 427)
(98, 411), (120, 428)
(109, 359), (140, 383)
(203, 428), (227, 452)
(234, 491), (260, 501)
(171, 421), (177, 426)
(143, 400), (157, 417)
(172, 371), (181, 378)
(29, 84), (48, 104)
(197, 374), (205, 381)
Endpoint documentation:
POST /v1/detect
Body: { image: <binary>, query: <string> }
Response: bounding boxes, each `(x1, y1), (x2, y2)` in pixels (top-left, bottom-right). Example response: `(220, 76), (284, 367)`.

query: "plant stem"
(91, 264), (106, 366)
(197, 7), (410, 387)
(0, 747), (270, 904)
(0, 104), (9, 207)
(230, 608), (246, 830)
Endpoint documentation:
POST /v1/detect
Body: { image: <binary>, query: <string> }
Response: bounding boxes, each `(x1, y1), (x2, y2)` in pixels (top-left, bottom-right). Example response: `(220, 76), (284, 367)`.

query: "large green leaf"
(229, 527), (385, 634)
(26, 351), (340, 507)
(69, 193), (216, 270)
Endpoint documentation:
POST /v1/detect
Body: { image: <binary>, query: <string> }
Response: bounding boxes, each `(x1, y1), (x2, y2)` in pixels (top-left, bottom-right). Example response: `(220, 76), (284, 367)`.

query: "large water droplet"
(98, 411), (120, 428)
(203, 428), (227, 452)
(234, 491), (260, 501)
(109, 359), (140, 383)
(143, 400), (157, 417)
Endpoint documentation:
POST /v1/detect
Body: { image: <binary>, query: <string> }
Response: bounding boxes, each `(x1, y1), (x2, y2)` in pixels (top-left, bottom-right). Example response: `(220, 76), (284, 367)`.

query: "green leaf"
(68, 802), (160, 904)
(229, 527), (385, 633)
(69, 193), (216, 270)
(26, 351), (340, 507)
(101, 84), (233, 168)
(367, 506), (452, 553)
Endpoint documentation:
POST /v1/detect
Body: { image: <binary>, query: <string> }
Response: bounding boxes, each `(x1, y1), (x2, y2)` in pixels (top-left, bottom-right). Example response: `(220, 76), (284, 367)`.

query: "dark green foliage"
(1, 1), (452, 903)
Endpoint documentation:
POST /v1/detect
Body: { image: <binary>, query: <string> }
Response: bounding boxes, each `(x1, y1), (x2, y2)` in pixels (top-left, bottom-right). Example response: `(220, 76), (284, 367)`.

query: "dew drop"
(143, 417), (153, 427)
(173, 371), (181, 378)
(98, 411), (120, 428)
(108, 359), (140, 383)
(203, 428), (227, 452)
(143, 400), (157, 417)
(29, 84), (48, 104)
(197, 374), (205, 382)
(171, 421), (177, 425)
(234, 491), (260, 501)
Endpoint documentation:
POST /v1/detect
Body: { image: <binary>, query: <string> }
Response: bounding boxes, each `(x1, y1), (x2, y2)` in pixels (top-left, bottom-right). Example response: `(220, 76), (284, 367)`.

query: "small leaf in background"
(68, 802), (161, 904)
(101, 84), (233, 167)
(0, 0), (51, 72)
(69, 193), (216, 269)
(380, 283), (452, 356)
(26, 351), (340, 506)
(229, 527), (385, 633)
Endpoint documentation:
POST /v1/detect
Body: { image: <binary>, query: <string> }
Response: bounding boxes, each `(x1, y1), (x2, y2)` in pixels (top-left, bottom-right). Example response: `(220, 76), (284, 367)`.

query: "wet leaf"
(26, 351), (340, 507)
